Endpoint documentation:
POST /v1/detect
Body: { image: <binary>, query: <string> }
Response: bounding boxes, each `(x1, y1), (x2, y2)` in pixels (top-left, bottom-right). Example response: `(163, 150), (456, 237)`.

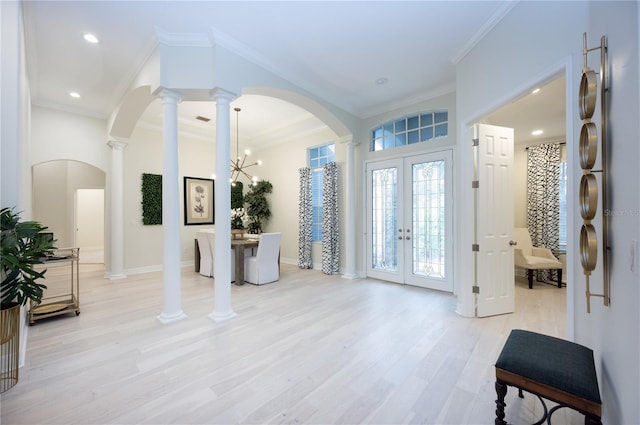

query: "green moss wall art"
(141, 173), (162, 225)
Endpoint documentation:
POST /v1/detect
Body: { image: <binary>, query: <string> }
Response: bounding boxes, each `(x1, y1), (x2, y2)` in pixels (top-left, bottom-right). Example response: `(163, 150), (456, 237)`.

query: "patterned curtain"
(526, 143), (561, 281)
(298, 167), (313, 269)
(322, 162), (339, 274)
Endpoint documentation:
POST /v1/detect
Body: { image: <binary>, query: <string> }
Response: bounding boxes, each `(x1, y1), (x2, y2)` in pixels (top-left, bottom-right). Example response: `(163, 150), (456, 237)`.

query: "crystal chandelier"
(230, 107), (261, 186)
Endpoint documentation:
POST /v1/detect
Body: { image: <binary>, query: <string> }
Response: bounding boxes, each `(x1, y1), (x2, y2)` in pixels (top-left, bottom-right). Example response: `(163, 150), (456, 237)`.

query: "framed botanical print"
(183, 176), (214, 225)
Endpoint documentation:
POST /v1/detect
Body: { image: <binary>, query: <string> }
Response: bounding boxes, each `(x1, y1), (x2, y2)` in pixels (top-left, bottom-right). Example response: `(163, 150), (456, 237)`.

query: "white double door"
(366, 151), (453, 292)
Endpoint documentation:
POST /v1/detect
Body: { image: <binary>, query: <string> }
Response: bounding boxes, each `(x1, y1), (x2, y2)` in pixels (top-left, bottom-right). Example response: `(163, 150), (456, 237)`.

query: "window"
(309, 143), (335, 241)
(558, 161), (567, 250)
(371, 111), (448, 151)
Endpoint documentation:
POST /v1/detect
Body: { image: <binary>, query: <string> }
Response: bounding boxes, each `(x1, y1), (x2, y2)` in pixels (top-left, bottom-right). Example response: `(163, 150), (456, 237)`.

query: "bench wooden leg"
(557, 268), (563, 288)
(528, 269), (533, 289)
(585, 415), (603, 425)
(495, 380), (507, 425)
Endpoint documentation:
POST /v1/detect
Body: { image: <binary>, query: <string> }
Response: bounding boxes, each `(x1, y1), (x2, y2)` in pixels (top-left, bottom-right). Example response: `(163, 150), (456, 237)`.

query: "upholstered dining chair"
(208, 231), (236, 282)
(244, 232), (281, 285)
(513, 227), (563, 289)
(196, 231), (213, 277)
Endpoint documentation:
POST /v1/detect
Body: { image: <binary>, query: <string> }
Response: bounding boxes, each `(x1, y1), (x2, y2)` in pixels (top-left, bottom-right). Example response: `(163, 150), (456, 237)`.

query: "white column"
(343, 139), (358, 279)
(209, 90), (237, 322)
(107, 139), (127, 279)
(157, 89), (187, 324)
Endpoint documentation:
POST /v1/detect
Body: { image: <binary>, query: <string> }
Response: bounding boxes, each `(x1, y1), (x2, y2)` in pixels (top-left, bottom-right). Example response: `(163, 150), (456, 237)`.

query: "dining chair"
(196, 231), (213, 277)
(209, 231), (237, 282)
(244, 232), (281, 285)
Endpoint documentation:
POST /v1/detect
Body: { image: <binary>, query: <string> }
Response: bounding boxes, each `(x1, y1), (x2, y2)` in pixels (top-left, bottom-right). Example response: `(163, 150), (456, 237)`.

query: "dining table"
(194, 235), (259, 286)
(230, 238), (259, 285)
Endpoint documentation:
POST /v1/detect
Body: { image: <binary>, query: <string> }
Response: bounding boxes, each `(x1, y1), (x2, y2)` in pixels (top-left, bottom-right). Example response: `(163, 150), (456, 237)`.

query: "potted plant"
(244, 180), (273, 234)
(1, 207), (56, 391)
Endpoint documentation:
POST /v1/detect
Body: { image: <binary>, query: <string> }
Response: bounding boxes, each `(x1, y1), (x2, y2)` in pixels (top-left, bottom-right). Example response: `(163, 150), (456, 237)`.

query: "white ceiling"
(22, 1), (565, 146)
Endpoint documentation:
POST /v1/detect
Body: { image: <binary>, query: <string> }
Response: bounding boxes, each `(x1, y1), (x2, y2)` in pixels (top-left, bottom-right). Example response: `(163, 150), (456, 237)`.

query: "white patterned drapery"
(322, 162), (339, 274)
(298, 167), (313, 269)
(526, 143), (561, 282)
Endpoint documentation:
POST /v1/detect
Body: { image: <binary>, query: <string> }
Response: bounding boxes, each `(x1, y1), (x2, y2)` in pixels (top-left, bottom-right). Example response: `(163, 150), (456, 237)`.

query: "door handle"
(509, 240), (517, 246)
(405, 236), (411, 240)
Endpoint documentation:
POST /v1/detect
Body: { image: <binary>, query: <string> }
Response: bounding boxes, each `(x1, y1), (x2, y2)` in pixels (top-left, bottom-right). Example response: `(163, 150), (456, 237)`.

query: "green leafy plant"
(231, 181), (244, 210)
(141, 173), (162, 225)
(1, 207), (56, 307)
(244, 180), (273, 234)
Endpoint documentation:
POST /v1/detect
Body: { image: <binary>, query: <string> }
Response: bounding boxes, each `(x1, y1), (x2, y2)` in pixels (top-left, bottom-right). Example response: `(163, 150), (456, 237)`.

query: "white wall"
(457, 1), (639, 423)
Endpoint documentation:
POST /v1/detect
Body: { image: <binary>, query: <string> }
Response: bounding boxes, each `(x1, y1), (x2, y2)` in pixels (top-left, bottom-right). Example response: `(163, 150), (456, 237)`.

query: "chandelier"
(230, 107), (261, 186)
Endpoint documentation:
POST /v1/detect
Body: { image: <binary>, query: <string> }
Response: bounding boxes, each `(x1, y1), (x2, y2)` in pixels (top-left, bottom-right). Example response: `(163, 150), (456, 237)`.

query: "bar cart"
(29, 247), (80, 325)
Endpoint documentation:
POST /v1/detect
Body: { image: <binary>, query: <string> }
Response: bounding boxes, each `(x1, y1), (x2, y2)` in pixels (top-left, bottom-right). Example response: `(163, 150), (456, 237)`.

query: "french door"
(366, 151), (453, 292)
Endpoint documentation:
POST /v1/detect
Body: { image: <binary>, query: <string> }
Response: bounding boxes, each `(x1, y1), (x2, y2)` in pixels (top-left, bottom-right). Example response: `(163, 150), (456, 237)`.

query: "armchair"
(513, 227), (563, 289)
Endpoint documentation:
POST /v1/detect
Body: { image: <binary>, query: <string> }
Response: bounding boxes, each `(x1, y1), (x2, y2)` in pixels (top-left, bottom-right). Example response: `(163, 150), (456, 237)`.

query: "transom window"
(309, 143), (335, 241)
(371, 111), (448, 152)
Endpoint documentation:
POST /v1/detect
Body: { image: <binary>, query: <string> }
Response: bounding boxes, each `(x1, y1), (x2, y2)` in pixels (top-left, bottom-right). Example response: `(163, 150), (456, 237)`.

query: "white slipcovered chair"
(196, 231), (213, 277)
(208, 231), (236, 282)
(513, 227), (563, 289)
(244, 232), (281, 285)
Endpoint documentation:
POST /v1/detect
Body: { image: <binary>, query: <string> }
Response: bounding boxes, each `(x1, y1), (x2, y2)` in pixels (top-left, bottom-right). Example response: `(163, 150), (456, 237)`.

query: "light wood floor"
(1, 265), (583, 424)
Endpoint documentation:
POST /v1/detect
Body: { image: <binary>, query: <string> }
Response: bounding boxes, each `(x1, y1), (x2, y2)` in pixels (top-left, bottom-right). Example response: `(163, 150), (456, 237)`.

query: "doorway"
(476, 74), (569, 318)
(366, 150), (453, 292)
(32, 160), (106, 264)
(76, 189), (105, 264)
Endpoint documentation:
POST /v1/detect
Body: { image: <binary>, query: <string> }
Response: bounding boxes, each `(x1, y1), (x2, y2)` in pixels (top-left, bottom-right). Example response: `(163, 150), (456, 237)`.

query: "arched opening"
(32, 160), (106, 264)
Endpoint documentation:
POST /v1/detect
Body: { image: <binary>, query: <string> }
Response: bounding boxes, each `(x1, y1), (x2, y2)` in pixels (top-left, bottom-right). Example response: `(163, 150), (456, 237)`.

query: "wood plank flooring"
(1, 264), (583, 424)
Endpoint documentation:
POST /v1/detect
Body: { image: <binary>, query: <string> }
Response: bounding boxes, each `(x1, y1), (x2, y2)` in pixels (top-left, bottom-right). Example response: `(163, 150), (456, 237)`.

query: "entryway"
(366, 150), (453, 292)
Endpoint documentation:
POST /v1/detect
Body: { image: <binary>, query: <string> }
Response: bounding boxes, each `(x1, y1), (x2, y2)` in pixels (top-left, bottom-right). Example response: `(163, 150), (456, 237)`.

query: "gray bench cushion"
(496, 329), (601, 404)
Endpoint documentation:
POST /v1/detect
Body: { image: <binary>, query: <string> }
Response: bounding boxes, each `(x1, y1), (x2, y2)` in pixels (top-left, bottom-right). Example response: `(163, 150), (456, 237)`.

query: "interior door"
(366, 151), (453, 291)
(475, 124), (515, 317)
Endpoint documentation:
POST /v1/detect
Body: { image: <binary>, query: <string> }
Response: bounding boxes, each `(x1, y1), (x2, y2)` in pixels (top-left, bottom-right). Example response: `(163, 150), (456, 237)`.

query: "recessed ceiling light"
(531, 88), (541, 94)
(531, 129), (544, 136)
(195, 115), (211, 122)
(69, 92), (81, 98)
(375, 77), (388, 85)
(83, 33), (99, 44)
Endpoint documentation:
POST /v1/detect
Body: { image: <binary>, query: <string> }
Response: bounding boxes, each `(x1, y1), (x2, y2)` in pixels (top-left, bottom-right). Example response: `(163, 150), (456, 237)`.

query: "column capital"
(210, 87), (237, 104)
(108, 138), (128, 150)
(339, 135), (359, 146)
(154, 87), (183, 103)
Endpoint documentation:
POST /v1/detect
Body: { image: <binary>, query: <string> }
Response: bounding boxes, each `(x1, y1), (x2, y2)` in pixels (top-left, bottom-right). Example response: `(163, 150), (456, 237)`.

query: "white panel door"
(475, 124), (515, 317)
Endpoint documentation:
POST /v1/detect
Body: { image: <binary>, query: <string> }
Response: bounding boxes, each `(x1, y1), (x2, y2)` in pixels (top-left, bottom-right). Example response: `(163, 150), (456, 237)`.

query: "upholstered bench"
(495, 329), (602, 425)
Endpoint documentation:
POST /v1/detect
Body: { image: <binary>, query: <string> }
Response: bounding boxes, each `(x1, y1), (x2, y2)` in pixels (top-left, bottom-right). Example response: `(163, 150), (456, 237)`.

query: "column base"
(105, 272), (127, 280)
(208, 310), (237, 323)
(156, 310), (187, 324)
(341, 272), (359, 280)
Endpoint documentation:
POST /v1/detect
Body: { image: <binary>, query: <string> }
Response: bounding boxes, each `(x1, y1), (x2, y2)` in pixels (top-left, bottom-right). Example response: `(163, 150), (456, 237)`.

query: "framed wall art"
(183, 176), (214, 225)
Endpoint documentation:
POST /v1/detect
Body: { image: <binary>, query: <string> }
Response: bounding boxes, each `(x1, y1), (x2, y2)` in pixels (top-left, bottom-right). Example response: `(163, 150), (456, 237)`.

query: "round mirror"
(579, 173), (598, 220)
(580, 223), (598, 272)
(579, 122), (598, 169)
(579, 70), (597, 120)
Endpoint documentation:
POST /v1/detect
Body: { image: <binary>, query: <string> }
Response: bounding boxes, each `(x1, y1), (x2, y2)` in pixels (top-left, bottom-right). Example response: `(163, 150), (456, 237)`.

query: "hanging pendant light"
(230, 107), (261, 186)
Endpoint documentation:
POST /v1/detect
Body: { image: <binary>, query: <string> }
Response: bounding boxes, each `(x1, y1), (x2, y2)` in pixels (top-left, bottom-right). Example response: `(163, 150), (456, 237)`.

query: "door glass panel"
(372, 168), (398, 271)
(412, 160), (445, 279)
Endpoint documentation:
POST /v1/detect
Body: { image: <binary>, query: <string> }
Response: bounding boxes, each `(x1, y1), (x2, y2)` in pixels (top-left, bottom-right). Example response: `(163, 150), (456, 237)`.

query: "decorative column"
(342, 138), (358, 279)
(209, 89), (237, 322)
(157, 89), (187, 324)
(107, 138), (127, 279)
